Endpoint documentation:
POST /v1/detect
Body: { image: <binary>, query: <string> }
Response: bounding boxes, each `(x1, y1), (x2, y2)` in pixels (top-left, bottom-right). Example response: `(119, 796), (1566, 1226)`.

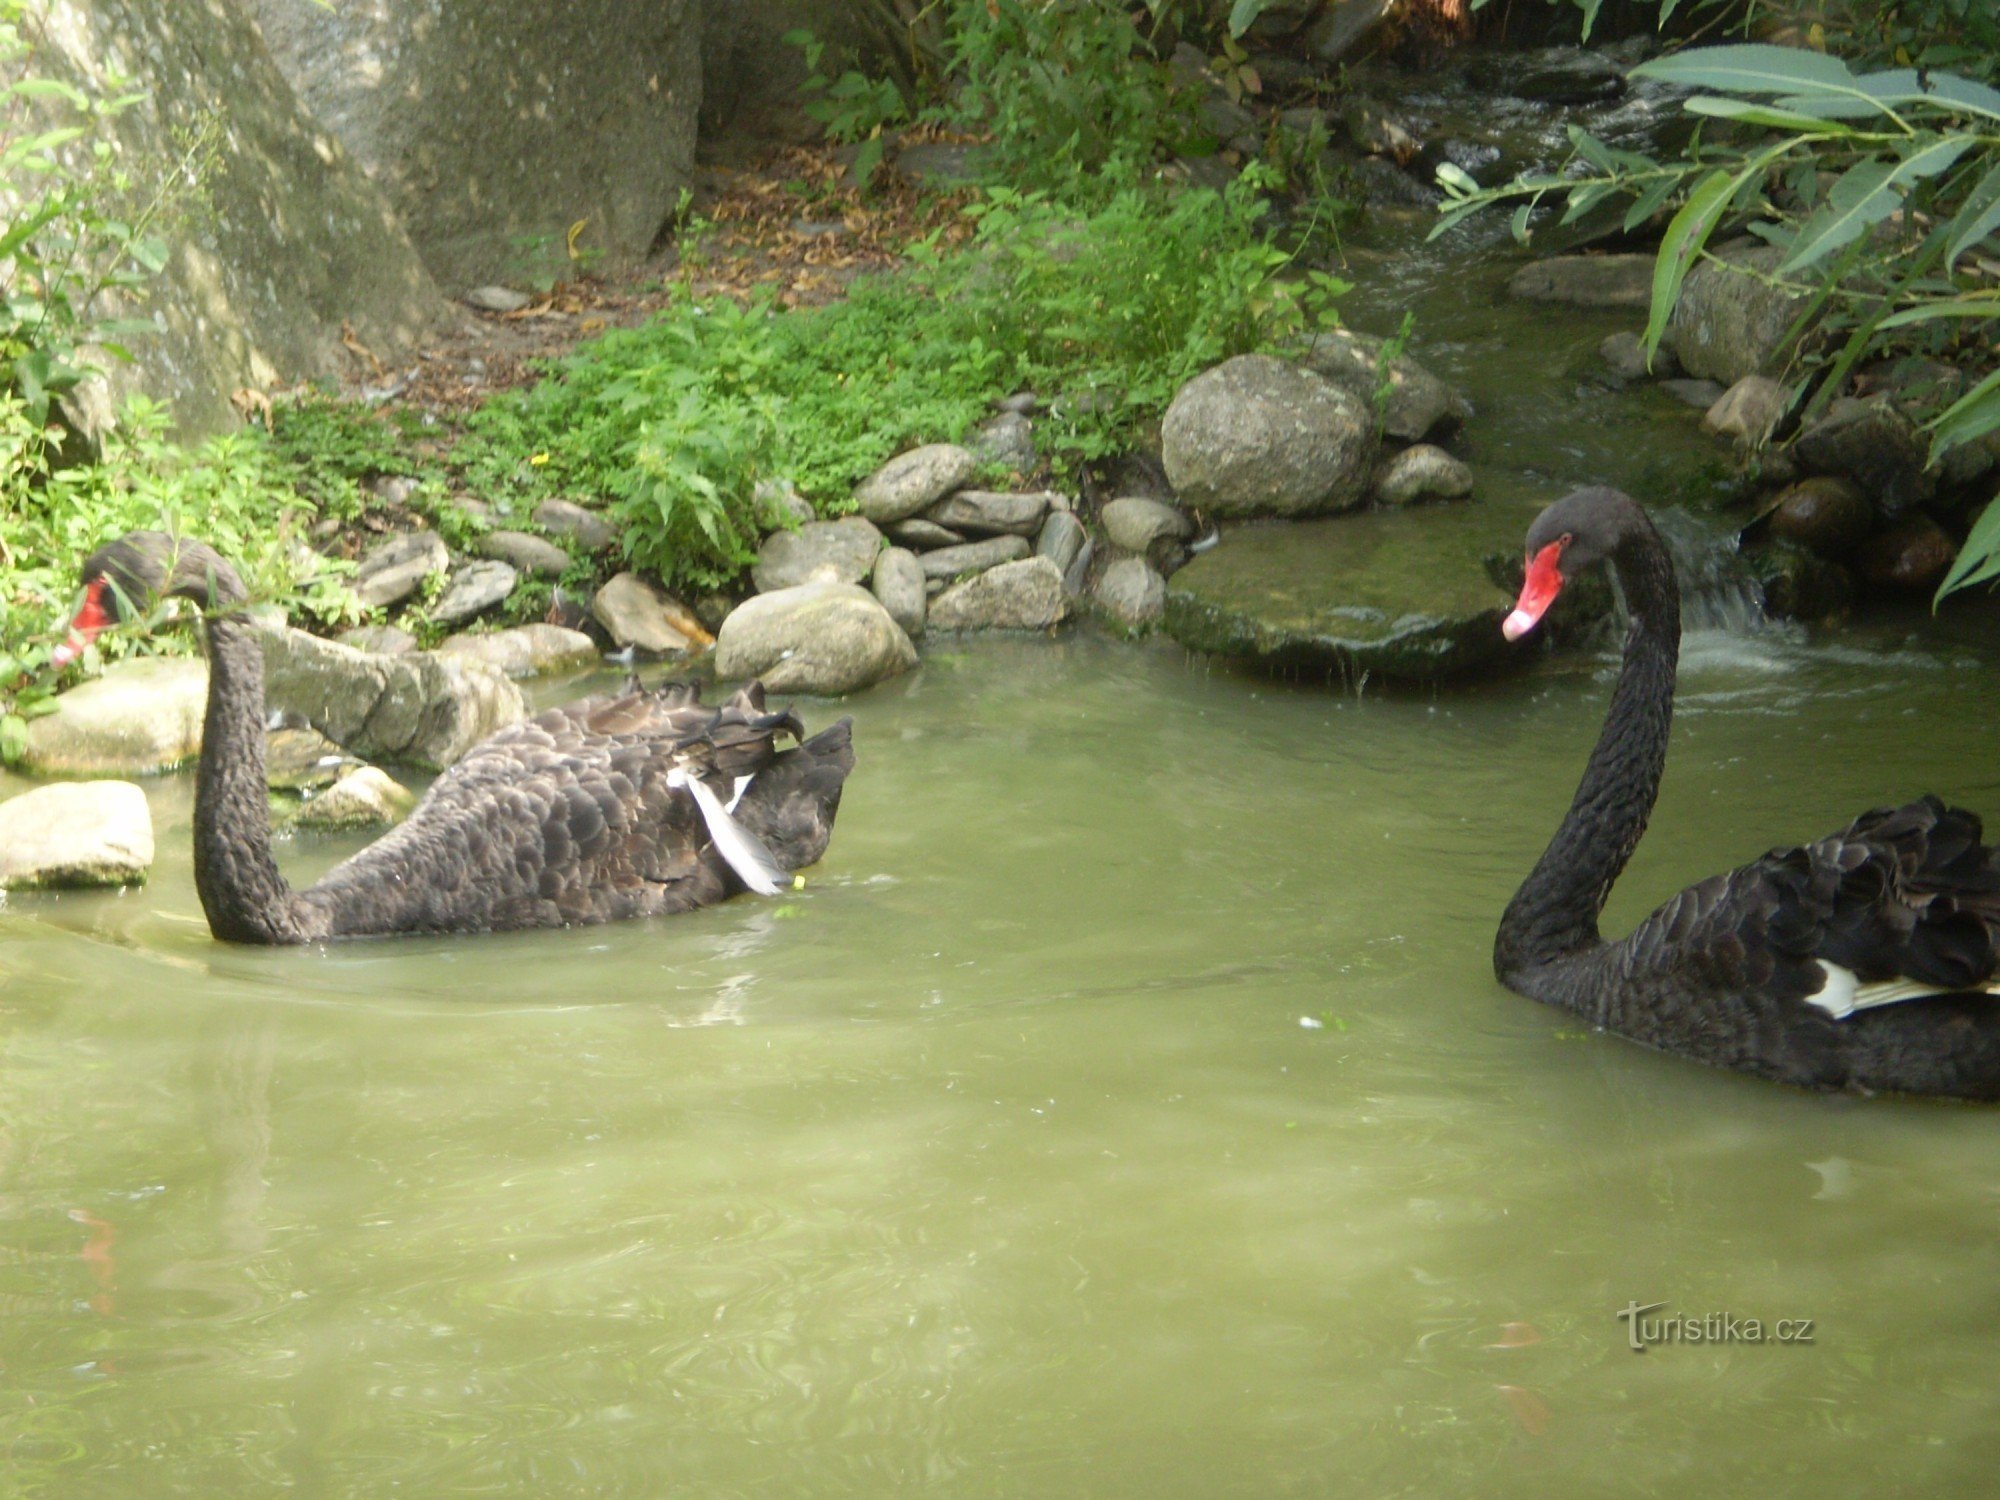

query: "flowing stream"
(6, 74), (2000, 1497)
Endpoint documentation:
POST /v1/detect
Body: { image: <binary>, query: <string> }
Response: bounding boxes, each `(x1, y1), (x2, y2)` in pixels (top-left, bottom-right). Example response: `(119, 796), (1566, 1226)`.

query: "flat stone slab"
(21, 657), (209, 775)
(1164, 504), (1530, 682)
(0, 780), (154, 888)
(438, 624), (599, 678)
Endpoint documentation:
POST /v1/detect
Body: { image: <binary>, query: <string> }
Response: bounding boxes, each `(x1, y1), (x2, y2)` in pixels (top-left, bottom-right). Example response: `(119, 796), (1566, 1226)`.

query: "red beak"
(1503, 540), (1566, 642)
(50, 578), (113, 671)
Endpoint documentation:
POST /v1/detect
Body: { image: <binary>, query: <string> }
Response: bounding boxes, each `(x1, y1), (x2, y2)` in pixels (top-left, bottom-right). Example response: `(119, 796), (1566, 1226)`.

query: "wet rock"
(433, 560), (519, 625)
(21, 658), (208, 775)
(1791, 398), (1934, 517)
(1666, 242), (1810, 385)
(871, 547), (927, 639)
(257, 626), (526, 770)
(1036, 510), (1088, 575)
(1374, 444), (1474, 505)
(1470, 47), (1625, 105)
(930, 557), (1071, 631)
(1094, 558), (1167, 635)
(1343, 97), (1421, 161)
(477, 529), (571, 578)
(969, 410), (1037, 474)
(1743, 540), (1854, 622)
(353, 530), (449, 609)
(919, 534), (1033, 584)
(1162, 355), (1374, 518)
(1660, 378), (1728, 409)
(533, 498), (620, 552)
(266, 725), (360, 791)
(591, 572), (711, 655)
(294, 766), (415, 829)
(0, 780), (153, 889)
(1164, 507), (1527, 681)
(925, 490), (1051, 538)
(1506, 254), (1654, 309)
(464, 284), (531, 313)
(1858, 514), (1956, 592)
(1703, 376), (1788, 448)
(1766, 477), (1873, 556)
(751, 516), (885, 592)
(714, 581), (918, 696)
(1101, 496), (1194, 553)
(438, 624), (599, 678)
(853, 443), (980, 524)
(886, 518), (965, 550)
(1298, 327), (1470, 442)
(335, 624), (418, 656)
(754, 477), (815, 531)
(1598, 331), (1677, 382)
(1304, 0), (1396, 67)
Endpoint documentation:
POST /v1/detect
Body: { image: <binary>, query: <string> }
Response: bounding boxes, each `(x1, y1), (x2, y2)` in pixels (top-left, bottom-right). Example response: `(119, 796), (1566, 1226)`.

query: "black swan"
(1495, 488), (2000, 1097)
(51, 531), (856, 944)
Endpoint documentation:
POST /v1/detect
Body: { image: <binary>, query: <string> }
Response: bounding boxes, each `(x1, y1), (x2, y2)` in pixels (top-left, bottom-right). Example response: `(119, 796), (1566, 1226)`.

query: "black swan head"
(53, 531), (247, 669)
(1502, 486), (1655, 642)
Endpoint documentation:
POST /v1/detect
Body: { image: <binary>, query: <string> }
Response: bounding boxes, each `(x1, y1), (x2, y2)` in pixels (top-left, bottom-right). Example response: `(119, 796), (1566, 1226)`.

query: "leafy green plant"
(786, 28), (910, 189)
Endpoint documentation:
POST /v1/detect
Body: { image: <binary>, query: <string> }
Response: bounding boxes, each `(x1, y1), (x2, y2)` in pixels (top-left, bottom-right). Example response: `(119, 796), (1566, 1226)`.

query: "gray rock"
(853, 443), (981, 524)
(969, 410), (1037, 474)
(1665, 242), (1811, 385)
(929, 557), (1071, 631)
(1094, 558), (1167, 634)
(1343, 97), (1421, 160)
(714, 581), (918, 696)
(293, 766), (416, 829)
(257, 626), (527, 770)
(1064, 536), (1096, 599)
(1598, 331), (1678, 382)
(1304, 0), (1395, 66)
(752, 516), (885, 592)
(533, 498), (620, 552)
(478, 529), (571, 577)
(21, 658), (208, 775)
(886, 518), (965, 550)
(1791, 398), (1934, 516)
(1506, 254), (1655, 309)
(1742, 540), (1854, 622)
(463, 285), (532, 313)
(1298, 328), (1470, 442)
(754, 477), (816, 531)
(871, 546), (927, 639)
(1703, 376), (1789, 448)
(591, 572), (712, 654)
(0, 781), (154, 888)
(438, 624), (600, 677)
(924, 490), (1052, 537)
(433, 560), (519, 625)
(1036, 510), (1088, 575)
(895, 141), (995, 188)
(1766, 477), (1872, 556)
(1373, 444), (1474, 505)
(919, 535), (1033, 583)
(1164, 506), (1527, 682)
(337, 624), (418, 656)
(266, 725), (360, 791)
(1162, 355), (1374, 518)
(1858, 513), (1956, 591)
(1101, 497), (1193, 553)
(354, 530), (449, 609)
(1470, 47), (1625, 104)
(996, 390), (1039, 416)
(1660, 378), (1728, 409)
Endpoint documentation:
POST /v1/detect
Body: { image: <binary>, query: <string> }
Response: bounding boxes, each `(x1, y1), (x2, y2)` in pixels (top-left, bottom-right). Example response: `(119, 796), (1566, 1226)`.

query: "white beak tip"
(1502, 609), (1538, 642)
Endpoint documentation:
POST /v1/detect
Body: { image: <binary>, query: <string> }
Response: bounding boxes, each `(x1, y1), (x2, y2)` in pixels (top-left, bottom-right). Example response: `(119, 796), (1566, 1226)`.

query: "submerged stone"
(1163, 505), (1534, 682)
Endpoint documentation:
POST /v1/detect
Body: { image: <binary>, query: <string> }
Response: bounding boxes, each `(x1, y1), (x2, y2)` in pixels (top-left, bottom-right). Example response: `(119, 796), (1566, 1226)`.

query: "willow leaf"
(1643, 168), (1735, 358)
(1935, 496), (2000, 606)
(1926, 366), (2000, 465)
(1944, 161), (2000, 271)
(1683, 96), (1857, 133)
(1780, 157), (1898, 273)
(1632, 44), (1858, 98)
(1877, 296), (2000, 329)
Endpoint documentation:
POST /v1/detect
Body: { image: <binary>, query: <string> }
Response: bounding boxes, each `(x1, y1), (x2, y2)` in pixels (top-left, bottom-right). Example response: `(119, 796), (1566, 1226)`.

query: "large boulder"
(1162, 355), (1374, 518)
(9, 0), (442, 436)
(853, 444), (981, 525)
(257, 626), (526, 769)
(713, 581), (918, 696)
(1790, 398), (1934, 517)
(1164, 506), (1529, 681)
(1666, 242), (1812, 385)
(1506, 254), (1654, 309)
(929, 557), (1070, 631)
(251, 0), (702, 287)
(0, 780), (153, 889)
(20, 658), (208, 775)
(1299, 328), (1471, 442)
(591, 573), (711, 655)
(925, 490), (1052, 537)
(751, 516), (884, 592)
(919, 535), (1032, 584)
(1093, 558), (1167, 635)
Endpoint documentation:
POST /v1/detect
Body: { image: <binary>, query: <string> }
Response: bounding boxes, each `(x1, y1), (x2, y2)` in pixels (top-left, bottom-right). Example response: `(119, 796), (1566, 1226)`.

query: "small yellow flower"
(529, 452), (550, 467)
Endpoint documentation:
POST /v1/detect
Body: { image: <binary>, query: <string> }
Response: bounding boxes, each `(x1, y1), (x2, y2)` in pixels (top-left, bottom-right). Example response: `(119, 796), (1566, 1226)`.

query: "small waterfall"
(1651, 509), (1775, 636)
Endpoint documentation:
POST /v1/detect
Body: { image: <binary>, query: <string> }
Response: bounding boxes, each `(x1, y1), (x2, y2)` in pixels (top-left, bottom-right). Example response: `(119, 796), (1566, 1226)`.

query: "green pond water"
(4, 622), (2000, 1495)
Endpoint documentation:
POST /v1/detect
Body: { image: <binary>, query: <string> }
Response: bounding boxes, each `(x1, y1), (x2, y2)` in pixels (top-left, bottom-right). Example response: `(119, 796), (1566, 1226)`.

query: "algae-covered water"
(4, 622), (2000, 1495)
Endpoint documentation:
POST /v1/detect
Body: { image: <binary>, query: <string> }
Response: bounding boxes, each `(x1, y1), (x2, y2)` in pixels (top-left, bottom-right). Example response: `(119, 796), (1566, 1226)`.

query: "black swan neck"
(1495, 528), (1680, 991)
(194, 615), (313, 944)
